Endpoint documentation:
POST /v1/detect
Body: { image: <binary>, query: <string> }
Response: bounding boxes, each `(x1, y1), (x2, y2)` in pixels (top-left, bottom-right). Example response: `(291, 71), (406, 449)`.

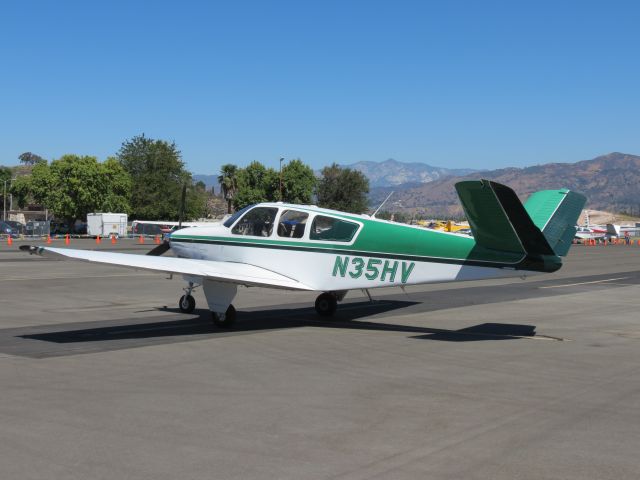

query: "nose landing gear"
(178, 281), (199, 313)
(179, 294), (196, 313)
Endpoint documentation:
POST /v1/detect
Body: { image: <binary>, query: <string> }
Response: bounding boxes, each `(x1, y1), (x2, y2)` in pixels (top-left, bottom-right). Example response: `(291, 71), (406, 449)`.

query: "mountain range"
(196, 152), (640, 218)
(369, 152), (640, 217)
(339, 159), (476, 187)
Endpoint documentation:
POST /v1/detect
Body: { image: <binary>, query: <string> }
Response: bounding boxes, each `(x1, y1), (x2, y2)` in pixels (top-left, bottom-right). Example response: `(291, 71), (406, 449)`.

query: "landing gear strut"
(315, 293), (338, 317)
(178, 281), (198, 313)
(212, 304), (236, 327)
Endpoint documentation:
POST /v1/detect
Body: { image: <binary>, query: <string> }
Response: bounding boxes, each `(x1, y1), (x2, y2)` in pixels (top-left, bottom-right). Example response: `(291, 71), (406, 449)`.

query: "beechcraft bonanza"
(21, 180), (586, 327)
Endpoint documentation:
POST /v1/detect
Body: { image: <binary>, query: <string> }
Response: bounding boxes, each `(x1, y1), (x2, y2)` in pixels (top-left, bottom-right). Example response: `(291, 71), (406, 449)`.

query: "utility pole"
(3, 179), (6, 221)
(279, 157), (285, 201)
(178, 183), (187, 228)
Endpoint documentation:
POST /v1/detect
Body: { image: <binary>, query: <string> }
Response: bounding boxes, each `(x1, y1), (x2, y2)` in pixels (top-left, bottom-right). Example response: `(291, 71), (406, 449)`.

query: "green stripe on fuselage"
(171, 217), (542, 268)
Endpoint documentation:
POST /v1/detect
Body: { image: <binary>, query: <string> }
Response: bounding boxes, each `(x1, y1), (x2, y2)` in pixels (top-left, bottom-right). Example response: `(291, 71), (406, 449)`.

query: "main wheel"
(315, 293), (337, 317)
(178, 294), (196, 313)
(212, 304), (236, 327)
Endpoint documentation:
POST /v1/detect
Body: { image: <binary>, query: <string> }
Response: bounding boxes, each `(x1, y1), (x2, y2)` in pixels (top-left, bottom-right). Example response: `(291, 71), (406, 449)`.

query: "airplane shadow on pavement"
(17, 300), (537, 350)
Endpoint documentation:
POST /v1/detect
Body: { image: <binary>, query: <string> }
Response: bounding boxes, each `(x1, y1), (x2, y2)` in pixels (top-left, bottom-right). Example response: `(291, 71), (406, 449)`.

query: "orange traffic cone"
(7, 236), (13, 246)
(96, 235), (101, 245)
(65, 234), (70, 245)
(138, 235), (145, 244)
(154, 235), (161, 245)
(46, 235), (52, 244)
(111, 234), (117, 245)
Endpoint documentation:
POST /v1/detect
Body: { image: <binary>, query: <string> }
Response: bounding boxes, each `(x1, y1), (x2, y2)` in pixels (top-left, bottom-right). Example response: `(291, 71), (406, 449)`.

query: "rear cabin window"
(231, 207), (278, 237)
(277, 210), (308, 239)
(310, 215), (359, 242)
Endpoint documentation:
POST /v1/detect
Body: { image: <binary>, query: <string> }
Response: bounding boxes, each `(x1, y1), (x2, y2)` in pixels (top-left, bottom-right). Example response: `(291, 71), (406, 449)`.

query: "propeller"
(146, 239), (171, 256)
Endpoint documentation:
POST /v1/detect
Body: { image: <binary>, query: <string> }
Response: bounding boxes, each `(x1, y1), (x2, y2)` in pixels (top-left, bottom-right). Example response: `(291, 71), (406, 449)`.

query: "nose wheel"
(178, 281), (199, 313)
(179, 294), (196, 313)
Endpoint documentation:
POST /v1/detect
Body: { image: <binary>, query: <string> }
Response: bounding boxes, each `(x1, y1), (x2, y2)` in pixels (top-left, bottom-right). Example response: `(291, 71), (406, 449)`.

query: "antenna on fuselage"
(372, 191), (394, 218)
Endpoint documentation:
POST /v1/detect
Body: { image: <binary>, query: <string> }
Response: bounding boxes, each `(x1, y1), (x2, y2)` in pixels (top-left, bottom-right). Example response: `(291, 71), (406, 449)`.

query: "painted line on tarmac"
(0, 272), (157, 282)
(539, 277), (629, 289)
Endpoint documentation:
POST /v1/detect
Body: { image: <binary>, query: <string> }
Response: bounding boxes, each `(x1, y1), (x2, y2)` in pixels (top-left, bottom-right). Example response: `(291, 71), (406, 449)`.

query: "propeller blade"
(146, 241), (171, 256)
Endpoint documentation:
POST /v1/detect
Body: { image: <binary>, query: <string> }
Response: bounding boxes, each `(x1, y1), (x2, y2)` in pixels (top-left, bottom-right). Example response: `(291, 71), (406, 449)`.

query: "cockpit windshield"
(223, 204), (256, 228)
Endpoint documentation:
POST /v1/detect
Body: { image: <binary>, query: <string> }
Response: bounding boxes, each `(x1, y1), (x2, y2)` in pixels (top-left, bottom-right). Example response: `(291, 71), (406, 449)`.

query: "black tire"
(315, 293), (337, 317)
(178, 294), (196, 313)
(212, 304), (236, 327)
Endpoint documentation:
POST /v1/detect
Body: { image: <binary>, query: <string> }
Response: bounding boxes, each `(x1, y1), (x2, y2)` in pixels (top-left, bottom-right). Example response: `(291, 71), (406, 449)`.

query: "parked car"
(50, 221), (70, 235)
(4, 220), (25, 234)
(0, 221), (17, 237)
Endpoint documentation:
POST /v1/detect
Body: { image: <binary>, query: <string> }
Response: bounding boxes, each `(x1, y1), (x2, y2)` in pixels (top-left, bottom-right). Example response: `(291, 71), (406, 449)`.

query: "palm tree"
(218, 164), (238, 214)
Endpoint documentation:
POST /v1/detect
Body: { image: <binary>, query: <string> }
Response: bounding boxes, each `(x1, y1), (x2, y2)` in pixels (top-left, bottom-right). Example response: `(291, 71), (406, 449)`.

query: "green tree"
(276, 159), (316, 204)
(316, 163), (369, 213)
(117, 134), (199, 220)
(218, 164), (239, 214)
(0, 166), (11, 185)
(13, 160), (52, 209)
(233, 161), (278, 210)
(184, 181), (209, 219)
(12, 155), (132, 225)
(100, 157), (134, 213)
(18, 152), (45, 166)
(1, 166), (12, 213)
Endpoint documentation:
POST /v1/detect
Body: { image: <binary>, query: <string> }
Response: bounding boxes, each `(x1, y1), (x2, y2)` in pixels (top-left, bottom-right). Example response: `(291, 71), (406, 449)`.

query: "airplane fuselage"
(170, 203), (555, 293)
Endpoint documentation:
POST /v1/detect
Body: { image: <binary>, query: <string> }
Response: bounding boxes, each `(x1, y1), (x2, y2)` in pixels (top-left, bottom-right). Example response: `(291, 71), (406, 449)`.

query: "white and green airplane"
(22, 180), (585, 327)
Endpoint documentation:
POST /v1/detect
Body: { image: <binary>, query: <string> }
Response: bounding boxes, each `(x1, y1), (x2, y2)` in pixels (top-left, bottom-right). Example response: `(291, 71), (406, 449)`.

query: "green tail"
(524, 189), (586, 256)
(455, 180), (586, 258)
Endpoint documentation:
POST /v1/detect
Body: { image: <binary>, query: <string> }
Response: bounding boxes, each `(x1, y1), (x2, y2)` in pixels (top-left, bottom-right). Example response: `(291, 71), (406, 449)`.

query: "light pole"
(3, 179), (6, 221)
(279, 157), (285, 201)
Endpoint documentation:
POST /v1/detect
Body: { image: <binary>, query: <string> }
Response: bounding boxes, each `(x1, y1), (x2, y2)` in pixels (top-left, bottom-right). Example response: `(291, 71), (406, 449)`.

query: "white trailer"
(87, 213), (128, 237)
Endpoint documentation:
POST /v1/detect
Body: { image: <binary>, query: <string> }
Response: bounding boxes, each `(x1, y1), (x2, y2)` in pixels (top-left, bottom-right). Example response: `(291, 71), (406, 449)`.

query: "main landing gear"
(314, 291), (347, 317)
(212, 305), (236, 327)
(315, 292), (338, 316)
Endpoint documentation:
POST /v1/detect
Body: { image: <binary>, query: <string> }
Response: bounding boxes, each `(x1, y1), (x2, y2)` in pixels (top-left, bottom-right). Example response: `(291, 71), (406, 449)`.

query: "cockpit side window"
(309, 215), (359, 242)
(231, 207), (278, 237)
(277, 210), (309, 239)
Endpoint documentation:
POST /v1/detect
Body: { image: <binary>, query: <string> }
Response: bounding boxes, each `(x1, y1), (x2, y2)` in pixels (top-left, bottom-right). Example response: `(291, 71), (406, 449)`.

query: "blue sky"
(1, 0), (638, 174)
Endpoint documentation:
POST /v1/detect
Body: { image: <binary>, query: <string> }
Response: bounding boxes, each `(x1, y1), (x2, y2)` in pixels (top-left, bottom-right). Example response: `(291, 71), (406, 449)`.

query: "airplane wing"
(22, 246), (314, 291)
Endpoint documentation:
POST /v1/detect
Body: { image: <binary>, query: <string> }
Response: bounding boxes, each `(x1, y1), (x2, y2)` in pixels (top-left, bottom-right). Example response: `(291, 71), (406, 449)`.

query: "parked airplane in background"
(574, 210), (640, 242)
(574, 226), (608, 242)
(604, 223), (640, 238)
(22, 180), (586, 327)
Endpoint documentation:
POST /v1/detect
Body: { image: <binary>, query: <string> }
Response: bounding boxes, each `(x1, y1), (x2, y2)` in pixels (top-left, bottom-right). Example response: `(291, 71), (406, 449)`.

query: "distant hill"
(341, 158), (476, 187)
(370, 152), (640, 217)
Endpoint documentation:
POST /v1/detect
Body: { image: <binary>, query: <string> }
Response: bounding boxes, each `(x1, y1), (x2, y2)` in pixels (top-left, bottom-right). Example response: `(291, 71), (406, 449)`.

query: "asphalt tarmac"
(1, 238), (639, 479)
